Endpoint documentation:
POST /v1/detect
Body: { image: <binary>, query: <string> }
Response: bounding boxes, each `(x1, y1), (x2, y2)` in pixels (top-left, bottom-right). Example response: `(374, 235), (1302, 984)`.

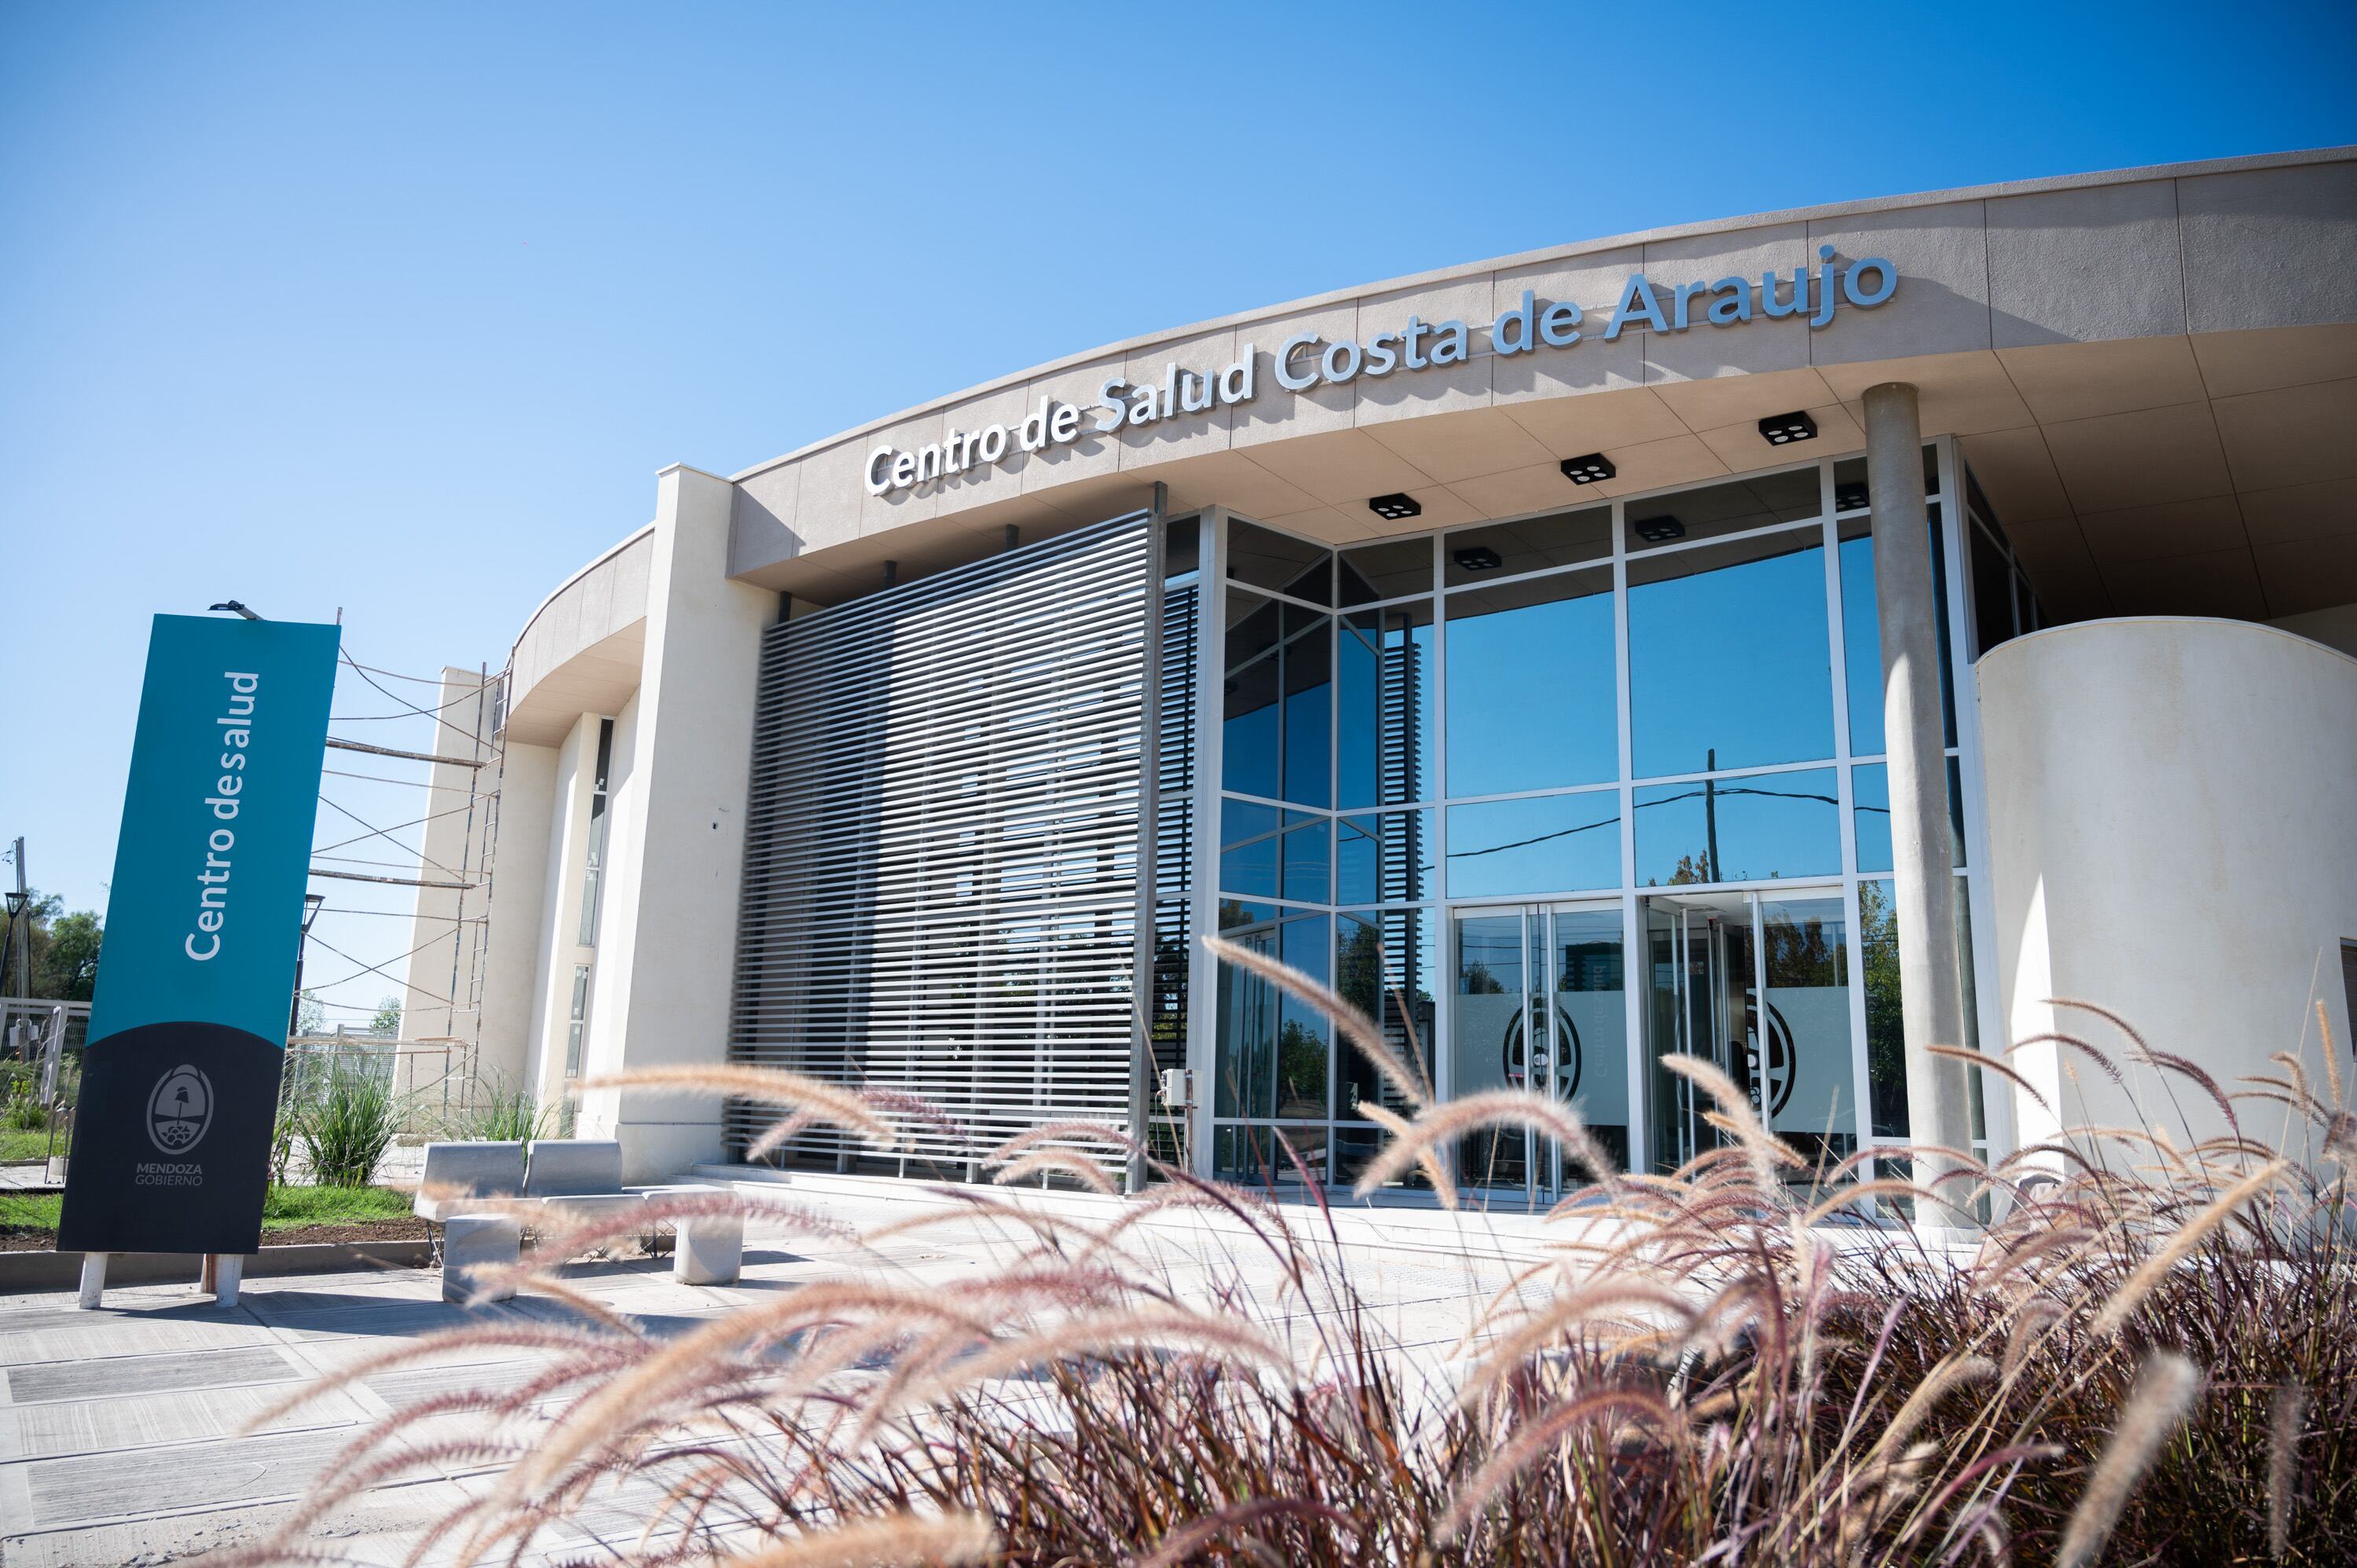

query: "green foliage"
(370, 995), (402, 1037)
(294, 990), (327, 1036)
(3, 1185), (412, 1238)
(2, 891), (102, 1001)
(454, 1087), (554, 1143)
(2, 1079), (46, 1131)
(294, 1061), (401, 1187)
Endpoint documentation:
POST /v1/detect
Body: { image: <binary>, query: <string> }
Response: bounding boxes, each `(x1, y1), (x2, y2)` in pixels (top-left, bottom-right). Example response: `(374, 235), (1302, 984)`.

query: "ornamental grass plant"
(227, 941), (2356, 1566)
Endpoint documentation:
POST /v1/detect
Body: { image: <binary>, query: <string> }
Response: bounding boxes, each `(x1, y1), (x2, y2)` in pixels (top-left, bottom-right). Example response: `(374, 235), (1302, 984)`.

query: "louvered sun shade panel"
(728, 517), (1154, 1171)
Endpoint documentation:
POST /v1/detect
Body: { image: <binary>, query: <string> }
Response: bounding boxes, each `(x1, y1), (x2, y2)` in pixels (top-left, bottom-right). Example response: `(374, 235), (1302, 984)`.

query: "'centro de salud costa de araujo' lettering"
(865, 249), (1897, 496)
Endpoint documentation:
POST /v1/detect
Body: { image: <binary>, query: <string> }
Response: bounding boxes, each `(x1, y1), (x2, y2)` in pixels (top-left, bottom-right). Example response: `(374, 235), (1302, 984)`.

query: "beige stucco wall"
(1978, 618), (2357, 1162)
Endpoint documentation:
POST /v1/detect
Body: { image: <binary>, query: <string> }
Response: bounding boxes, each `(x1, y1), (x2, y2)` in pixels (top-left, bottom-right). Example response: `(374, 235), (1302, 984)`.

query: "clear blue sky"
(4, 2), (2352, 1021)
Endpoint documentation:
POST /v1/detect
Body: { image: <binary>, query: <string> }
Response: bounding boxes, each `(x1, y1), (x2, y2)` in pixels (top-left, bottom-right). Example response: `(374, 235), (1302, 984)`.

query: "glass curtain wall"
(1204, 443), (1995, 1193)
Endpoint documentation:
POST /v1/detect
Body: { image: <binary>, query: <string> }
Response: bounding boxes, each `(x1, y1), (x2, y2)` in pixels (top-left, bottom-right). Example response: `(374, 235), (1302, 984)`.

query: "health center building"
(400, 147), (2357, 1202)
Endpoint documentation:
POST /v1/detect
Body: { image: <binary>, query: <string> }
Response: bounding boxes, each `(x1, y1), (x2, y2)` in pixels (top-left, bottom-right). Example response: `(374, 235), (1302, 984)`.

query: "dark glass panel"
(1336, 810), (1437, 905)
(1338, 537), (1432, 605)
(1624, 469), (1820, 554)
(1442, 506), (1611, 585)
(1970, 522), (2014, 658)
(1228, 520), (1331, 604)
(1838, 518), (1883, 757)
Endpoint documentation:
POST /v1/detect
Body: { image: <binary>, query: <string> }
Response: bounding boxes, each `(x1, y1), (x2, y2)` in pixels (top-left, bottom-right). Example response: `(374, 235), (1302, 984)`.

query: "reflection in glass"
(1629, 533), (1833, 776)
(1213, 907), (1330, 1120)
(1339, 537), (1431, 605)
(1446, 566), (1615, 796)
(1443, 507), (1611, 585)
(1447, 792), (1620, 898)
(1758, 895), (1854, 1163)
(1839, 519), (1884, 757)
(1336, 811), (1435, 904)
(1222, 592), (1331, 806)
(1970, 521), (2014, 658)
(1336, 909), (1436, 1128)
(1625, 469), (1820, 554)
(1634, 768), (1840, 885)
(1852, 764), (1891, 874)
(1862, 877), (1905, 1138)
(1227, 521), (1331, 603)
(1219, 798), (1281, 897)
(1450, 913), (1527, 1189)
(1549, 907), (1630, 1173)
(1339, 602), (1435, 808)
(1214, 1124), (1325, 1185)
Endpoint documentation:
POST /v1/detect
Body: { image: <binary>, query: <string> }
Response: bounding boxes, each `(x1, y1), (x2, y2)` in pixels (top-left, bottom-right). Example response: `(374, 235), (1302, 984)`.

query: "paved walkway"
(0, 1171), (1583, 1566)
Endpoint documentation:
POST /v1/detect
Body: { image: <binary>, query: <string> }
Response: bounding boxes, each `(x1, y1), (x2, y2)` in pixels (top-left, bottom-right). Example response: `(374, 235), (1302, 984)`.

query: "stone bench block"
(442, 1214), (521, 1304)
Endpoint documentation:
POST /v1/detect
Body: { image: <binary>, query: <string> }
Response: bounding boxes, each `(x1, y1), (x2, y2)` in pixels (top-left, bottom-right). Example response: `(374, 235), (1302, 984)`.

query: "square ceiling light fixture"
(1368, 493), (1423, 521)
(1632, 514), (1686, 543)
(1758, 410), (1818, 445)
(1835, 480), (1871, 511)
(1560, 452), (1616, 485)
(1452, 544), (1503, 572)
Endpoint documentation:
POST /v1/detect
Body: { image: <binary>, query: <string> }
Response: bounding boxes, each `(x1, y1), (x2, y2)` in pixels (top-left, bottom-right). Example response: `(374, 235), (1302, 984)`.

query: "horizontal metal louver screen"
(728, 516), (1153, 1171)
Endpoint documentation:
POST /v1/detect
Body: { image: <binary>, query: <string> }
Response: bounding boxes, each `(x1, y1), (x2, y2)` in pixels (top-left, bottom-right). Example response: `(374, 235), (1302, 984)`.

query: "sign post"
(58, 614), (339, 1306)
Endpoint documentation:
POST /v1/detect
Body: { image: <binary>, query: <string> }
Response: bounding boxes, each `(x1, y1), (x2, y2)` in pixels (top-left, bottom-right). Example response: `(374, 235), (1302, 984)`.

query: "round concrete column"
(1863, 383), (1978, 1229)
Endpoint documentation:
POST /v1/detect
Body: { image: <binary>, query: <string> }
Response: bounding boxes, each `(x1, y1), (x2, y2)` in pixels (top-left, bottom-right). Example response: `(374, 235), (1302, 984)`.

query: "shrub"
(2, 1079), (46, 1132)
(233, 969), (2357, 1566)
(294, 1061), (401, 1188)
(442, 1072), (552, 1144)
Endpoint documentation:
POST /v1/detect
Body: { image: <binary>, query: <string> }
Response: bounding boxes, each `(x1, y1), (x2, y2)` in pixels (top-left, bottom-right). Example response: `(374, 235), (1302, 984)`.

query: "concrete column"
(1862, 383), (1978, 1230)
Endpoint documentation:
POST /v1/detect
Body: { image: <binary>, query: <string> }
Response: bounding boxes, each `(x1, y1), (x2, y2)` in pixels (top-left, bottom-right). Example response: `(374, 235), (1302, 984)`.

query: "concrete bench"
(412, 1141), (526, 1222)
(526, 1139), (647, 1258)
(636, 1182), (742, 1285)
(441, 1214), (521, 1304)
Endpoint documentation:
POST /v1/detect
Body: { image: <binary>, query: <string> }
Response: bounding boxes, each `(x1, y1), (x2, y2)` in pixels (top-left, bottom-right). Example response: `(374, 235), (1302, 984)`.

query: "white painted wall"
(477, 738), (555, 1089)
(574, 467), (774, 1180)
(397, 669), (500, 1094)
(1978, 617), (2357, 1162)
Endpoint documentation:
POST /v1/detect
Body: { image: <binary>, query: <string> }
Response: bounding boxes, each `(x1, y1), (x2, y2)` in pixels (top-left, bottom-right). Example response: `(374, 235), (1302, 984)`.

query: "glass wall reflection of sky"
(1446, 581), (1615, 796)
(1633, 767), (1841, 885)
(1629, 544), (1833, 777)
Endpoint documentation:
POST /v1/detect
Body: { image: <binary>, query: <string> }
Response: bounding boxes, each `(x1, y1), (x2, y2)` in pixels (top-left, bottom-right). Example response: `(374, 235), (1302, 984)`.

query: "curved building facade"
(402, 148), (2357, 1195)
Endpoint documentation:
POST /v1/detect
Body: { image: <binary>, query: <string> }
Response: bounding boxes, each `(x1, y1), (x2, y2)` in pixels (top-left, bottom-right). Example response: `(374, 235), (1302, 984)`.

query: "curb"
(0, 1238), (433, 1291)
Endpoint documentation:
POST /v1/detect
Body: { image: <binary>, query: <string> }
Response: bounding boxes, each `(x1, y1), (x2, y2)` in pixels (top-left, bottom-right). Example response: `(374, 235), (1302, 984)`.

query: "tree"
(2, 891), (103, 1002)
(371, 995), (402, 1037)
(295, 990), (327, 1035)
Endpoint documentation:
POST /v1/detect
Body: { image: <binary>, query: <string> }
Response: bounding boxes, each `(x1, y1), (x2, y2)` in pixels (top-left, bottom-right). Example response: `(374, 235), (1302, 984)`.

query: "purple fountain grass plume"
(2091, 1158), (2287, 1336)
(1131, 1497), (1362, 1568)
(1350, 1088), (1621, 1200)
(1353, 1099), (1457, 1207)
(982, 1119), (1139, 1163)
(1457, 1277), (1702, 1406)
(1799, 1178), (1932, 1229)
(892, 1303), (1296, 1412)
(2055, 1351), (2202, 1568)
(1204, 932), (1431, 1107)
(1661, 1053), (1789, 1193)
(991, 1146), (1121, 1192)
(1433, 1384), (1685, 1544)
(2007, 1028), (2129, 1092)
(574, 1064), (900, 1149)
(1930, 1042), (2053, 1120)
(2268, 1379), (2307, 1562)
(2314, 999), (2344, 1110)
(687, 1511), (1000, 1567)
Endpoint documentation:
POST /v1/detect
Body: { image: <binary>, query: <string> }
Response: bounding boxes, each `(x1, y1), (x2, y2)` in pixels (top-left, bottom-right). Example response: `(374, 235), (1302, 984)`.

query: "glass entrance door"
(1449, 903), (1629, 1204)
(1644, 890), (1855, 1180)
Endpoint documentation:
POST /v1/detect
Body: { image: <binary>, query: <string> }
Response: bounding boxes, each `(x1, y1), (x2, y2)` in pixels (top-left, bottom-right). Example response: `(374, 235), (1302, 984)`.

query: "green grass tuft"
(2, 1185), (412, 1237)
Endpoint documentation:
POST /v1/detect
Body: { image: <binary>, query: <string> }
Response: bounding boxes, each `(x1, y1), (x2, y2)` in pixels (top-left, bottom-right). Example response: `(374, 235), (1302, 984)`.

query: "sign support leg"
(77, 1252), (108, 1310)
(212, 1254), (242, 1307)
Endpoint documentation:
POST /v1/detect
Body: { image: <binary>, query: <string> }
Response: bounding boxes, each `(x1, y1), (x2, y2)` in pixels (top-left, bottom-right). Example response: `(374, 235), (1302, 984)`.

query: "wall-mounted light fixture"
(1368, 493), (1422, 521)
(1758, 410), (1818, 445)
(1560, 453), (1615, 485)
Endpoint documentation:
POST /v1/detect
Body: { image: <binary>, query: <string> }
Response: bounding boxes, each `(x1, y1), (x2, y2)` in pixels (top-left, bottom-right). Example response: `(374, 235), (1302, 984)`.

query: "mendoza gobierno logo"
(146, 1062), (214, 1155)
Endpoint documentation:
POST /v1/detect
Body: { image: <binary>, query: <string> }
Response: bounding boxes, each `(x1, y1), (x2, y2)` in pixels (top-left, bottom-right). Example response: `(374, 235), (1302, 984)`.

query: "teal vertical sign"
(58, 615), (339, 1257)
